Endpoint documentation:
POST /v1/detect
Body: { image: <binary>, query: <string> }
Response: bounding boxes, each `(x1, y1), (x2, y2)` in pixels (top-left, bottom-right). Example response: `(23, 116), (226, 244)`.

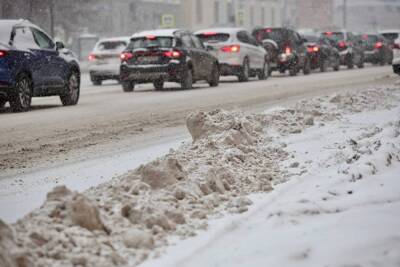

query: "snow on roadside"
(1, 85), (399, 267)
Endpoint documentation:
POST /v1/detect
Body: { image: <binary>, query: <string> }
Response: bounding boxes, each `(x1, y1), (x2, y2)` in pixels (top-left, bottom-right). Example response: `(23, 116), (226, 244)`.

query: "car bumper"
(89, 64), (120, 79)
(364, 50), (381, 62)
(219, 64), (241, 76)
(120, 62), (184, 83)
(275, 54), (296, 70)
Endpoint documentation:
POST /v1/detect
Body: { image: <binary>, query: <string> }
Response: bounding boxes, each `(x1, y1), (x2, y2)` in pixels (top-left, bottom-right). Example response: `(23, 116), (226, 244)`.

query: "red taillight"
(120, 52), (134, 61)
(324, 32), (333, 36)
(0, 50), (7, 58)
(146, 35), (156, 40)
(394, 43), (400, 49)
(221, 45), (240, 53)
(307, 46), (319, 53)
(375, 42), (383, 49)
(338, 41), (347, 48)
(88, 53), (97, 61)
(164, 50), (182, 58)
(202, 32), (217, 36)
(285, 47), (292, 55)
(265, 28), (272, 33)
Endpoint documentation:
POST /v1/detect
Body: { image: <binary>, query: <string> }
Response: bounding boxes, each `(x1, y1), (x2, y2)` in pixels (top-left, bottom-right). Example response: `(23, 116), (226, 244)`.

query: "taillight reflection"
(221, 45), (240, 53)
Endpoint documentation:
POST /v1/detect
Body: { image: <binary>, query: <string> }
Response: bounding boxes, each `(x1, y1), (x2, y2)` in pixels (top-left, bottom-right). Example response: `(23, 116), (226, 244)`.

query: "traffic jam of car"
(1, 19), (399, 112)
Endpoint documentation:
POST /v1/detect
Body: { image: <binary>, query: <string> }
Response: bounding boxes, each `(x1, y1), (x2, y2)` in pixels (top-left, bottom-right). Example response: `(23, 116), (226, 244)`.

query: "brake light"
(0, 50), (7, 58)
(146, 35), (156, 40)
(221, 45), (240, 53)
(394, 43), (400, 49)
(307, 46), (319, 53)
(338, 41), (347, 48)
(88, 53), (97, 61)
(265, 28), (272, 33)
(202, 32), (217, 36)
(362, 34), (369, 40)
(120, 52), (134, 61)
(164, 50), (182, 58)
(324, 32), (333, 36)
(375, 42), (383, 49)
(285, 47), (292, 55)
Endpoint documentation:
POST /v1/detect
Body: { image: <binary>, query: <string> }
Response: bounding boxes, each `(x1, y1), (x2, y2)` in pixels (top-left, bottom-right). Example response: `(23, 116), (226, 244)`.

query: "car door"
(248, 34), (265, 68)
(11, 26), (46, 90)
(180, 33), (202, 80)
(191, 34), (212, 79)
(293, 31), (307, 66)
(30, 27), (67, 89)
(237, 31), (254, 69)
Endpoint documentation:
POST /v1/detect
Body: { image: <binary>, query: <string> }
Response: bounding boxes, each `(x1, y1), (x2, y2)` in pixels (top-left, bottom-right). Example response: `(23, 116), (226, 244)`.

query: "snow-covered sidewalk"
(144, 106), (400, 267)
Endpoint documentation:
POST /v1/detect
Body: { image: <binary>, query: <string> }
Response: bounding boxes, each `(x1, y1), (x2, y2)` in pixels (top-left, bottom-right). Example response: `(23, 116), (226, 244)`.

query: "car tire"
(208, 63), (219, 87)
(181, 68), (193, 90)
(320, 57), (327, 72)
(258, 61), (270, 80)
(357, 55), (365, 68)
(346, 55), (354, 69)
(60, 71), (80, 106)
(122, 81), (135, 92)
(289, 63), (297, 76)
(238, 58), (250, 82)
(333, 56), (340, 71)
(91, 75), (102, 86)
(0, 98), (6, 109)
(153, 79), (164, 91)
(303, 57), (311, 75)
(10, 73), (32, 112)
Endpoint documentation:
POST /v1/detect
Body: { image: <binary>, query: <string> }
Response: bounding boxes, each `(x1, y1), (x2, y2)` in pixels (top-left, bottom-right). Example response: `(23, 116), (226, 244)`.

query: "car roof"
(97, 37), (131, 43)
(195, 27), (247, 35)
(131, 29), (182, 38)
(379, 29), (400, 34)
(0, 19), (37, 28)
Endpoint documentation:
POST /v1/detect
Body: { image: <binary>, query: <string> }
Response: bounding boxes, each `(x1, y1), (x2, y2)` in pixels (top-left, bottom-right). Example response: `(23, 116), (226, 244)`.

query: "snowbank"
(1, 85), (400, 267)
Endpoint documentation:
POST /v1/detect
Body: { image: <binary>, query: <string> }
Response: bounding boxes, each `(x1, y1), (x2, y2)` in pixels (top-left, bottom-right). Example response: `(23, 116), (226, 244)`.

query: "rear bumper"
(120, 62), (185, 83)
(219, 64), (241, 76)
(364, 50), (382, 62)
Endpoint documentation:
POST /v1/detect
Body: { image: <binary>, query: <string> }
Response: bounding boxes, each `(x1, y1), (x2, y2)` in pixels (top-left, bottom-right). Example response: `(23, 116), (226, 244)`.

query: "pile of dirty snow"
(1, 85), (399, 267)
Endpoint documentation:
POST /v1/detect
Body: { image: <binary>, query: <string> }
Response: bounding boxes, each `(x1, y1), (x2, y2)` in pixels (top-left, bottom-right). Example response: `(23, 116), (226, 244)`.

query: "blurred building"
(333, 0), (400, 31)
(181, 0), (282, 30)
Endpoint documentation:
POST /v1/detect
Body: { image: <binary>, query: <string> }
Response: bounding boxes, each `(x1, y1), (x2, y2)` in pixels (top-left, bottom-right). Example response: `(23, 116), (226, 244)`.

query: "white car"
(195, 28), (269, 82)
(392, 38), (400, 75)
(88, 37), (130, 85)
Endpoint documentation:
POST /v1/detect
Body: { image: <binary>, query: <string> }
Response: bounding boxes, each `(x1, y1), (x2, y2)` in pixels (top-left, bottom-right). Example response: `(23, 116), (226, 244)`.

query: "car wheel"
(60, 71), (80, 106)
(181, 68), (193, 90)
(320, 57), (327, 72)
(238, 58), (250, 82)
(92, 79), (102, 86)
(303, 57), (311, 75)
(333, 56), (340, 71)
(346, 55), (354, 69)
(258, 61), (270, 80)
(289, 63), (297, 76)
(357, 55), (365, 68)
(10, 74), (32, 112)
(0, 98), (6, 109)
(380, 55), (386, 66)
(153, 79), (164, 91)
(122, 81), (135, 92)
(208, 63), (219, 87)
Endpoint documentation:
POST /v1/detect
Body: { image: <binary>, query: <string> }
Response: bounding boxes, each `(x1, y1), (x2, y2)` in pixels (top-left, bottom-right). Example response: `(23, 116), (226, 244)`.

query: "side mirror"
(56, 41), (65, 50)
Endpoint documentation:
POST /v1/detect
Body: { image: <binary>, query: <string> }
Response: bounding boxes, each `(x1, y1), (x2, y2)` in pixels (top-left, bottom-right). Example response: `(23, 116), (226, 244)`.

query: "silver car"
(88, 37), (130, 85)
(195, 28), (269, 82)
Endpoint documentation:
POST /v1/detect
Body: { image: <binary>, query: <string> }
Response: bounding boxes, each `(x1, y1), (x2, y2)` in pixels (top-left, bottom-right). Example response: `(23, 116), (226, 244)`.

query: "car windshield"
(323, 32), (344, 41)
(127, 37), (173, 50)
(95, 41), (127, 53)
(381, 33), (399, 42)
(0, 24), (12, 45)
(196, 33), (230, 43)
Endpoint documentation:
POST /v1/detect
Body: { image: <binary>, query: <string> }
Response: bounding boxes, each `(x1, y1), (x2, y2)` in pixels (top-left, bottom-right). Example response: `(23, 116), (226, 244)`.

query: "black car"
(303, 35), (340, 72)
(0, 19), (80, 112)
(252, 27), (311, 76)
(322, 31), (364, 69)
(359, 34), (393, 65)
(120, 29), (220, 92)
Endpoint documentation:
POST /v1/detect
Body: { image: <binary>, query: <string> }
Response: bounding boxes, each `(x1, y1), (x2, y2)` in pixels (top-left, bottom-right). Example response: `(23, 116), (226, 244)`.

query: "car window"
(181, 34), (194, 48)
(127, 37), (173, 50)
(191, 35), (204, 49)
(12, 27), (39, 50)
(196, 33), (230, 43)
(95, 41), (127, 53)
(247, 32), (259, 46)
(237, 31), (250, 44)
(31, 28), (55, 49)
(0, 24), (13, 45)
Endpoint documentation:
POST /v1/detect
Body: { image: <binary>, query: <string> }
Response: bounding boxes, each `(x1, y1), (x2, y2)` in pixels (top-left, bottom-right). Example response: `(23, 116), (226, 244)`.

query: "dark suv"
(0, 19), (80, 112)
(303, 35), (340, 72)
(359, 34), (393, 65)
(322, 31), (364, 69)
(120, 29), (219, 91)
(252, 27), (311, 76)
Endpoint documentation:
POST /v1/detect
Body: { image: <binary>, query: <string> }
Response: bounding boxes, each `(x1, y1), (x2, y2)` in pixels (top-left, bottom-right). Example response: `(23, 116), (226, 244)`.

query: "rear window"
(323, 32), (344, 41)
(196, 33), (230, 43)
(362, 35), (378, 44)
(127, 37), (173, 50)
(254, 29), (286, 46)
(303, 35), (319, 43)
(95, 41), (127, 52)
(0, 24), (12, 45)
(381, 33), (399, 42)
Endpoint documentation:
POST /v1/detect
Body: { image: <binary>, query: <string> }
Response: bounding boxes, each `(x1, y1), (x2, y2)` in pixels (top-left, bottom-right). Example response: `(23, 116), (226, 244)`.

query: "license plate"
(138, 56), (159, 63)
